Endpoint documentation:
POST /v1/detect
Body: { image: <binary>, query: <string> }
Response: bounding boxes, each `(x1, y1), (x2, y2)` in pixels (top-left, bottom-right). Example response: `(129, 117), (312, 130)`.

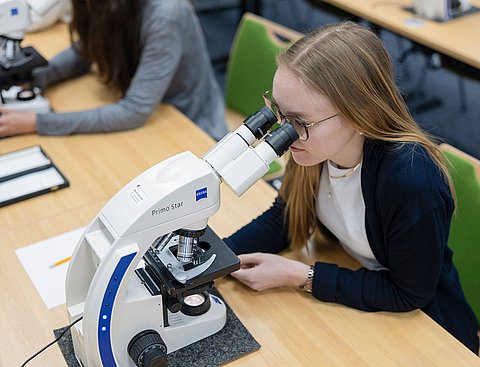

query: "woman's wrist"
(286, 260), (312, 288)
(300, 265), (314, 293)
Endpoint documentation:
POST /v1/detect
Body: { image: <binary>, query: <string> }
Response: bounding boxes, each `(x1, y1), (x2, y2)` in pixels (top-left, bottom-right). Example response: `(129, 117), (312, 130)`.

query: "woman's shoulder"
(140, 0), (197, 38)
(363, 139), (454, 227)
(365, 140), (446, 195)
(143, 0), (194, 21)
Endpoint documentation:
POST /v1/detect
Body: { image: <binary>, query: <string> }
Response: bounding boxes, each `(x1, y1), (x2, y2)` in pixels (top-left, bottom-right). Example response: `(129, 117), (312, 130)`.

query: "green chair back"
(442, 145), (480, 321)
(225, 13), (301, 116)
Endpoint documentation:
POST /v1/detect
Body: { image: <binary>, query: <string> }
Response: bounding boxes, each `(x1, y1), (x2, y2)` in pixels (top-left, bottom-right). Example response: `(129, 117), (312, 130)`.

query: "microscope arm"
(0, 0), (29, 38)
(0, 0), (61, 37)
(0, 0), (54, 112)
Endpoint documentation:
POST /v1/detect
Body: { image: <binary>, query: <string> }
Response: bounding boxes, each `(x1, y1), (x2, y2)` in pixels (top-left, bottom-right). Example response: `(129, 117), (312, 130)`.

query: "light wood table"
(0, 22), (479, 367)
(317, 0), (480, 70)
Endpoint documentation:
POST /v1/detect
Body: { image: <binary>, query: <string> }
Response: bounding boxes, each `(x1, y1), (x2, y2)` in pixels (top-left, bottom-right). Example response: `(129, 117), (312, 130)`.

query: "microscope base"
(0, 86), (50, 113)
(70, 291), (227, 367)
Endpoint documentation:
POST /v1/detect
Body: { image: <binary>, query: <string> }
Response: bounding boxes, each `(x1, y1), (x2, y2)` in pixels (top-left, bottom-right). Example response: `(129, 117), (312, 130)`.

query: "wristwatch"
(301, 265), (314, 293)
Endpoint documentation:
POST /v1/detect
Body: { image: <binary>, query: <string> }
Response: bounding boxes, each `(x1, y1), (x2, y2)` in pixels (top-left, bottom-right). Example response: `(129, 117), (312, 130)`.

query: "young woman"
(0, 0), (228, 141)
(224, 22), (479, 353)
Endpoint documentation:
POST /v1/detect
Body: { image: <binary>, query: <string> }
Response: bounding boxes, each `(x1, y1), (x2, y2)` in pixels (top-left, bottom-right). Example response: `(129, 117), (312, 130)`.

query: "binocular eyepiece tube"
(242, 106), (278, 140)
(203, 106), (299, 196)
(264, 123), (299, 157)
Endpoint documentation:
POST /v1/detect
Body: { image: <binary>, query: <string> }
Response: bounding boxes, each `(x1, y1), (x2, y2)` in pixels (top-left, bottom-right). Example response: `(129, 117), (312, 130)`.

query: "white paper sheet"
(16, 227), (85, 309)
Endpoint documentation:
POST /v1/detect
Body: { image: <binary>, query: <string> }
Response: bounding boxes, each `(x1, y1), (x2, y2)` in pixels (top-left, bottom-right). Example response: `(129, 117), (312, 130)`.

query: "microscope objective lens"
(177, 235), (196, 263)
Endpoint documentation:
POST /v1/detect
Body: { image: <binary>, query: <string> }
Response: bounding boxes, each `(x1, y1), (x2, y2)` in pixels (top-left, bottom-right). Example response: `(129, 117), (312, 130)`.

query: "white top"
(316, 161), (386, 271)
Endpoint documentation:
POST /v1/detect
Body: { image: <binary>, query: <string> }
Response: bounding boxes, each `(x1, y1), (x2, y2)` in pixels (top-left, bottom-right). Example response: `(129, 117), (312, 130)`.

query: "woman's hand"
(230, 252), (311, 291)
(0, 107), (37, 137)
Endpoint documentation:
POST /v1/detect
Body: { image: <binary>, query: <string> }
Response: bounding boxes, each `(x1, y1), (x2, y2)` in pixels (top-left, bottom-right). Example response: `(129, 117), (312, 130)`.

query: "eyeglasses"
(263, 90), (338, 141)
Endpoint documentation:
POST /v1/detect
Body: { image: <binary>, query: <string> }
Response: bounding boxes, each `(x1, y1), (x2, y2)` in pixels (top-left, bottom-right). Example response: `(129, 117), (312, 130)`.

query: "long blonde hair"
(277, 22), (455, 249)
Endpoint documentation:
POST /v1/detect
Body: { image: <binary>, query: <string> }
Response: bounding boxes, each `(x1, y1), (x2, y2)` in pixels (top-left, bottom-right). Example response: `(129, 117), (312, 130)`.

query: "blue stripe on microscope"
(98, 252), (136, 367)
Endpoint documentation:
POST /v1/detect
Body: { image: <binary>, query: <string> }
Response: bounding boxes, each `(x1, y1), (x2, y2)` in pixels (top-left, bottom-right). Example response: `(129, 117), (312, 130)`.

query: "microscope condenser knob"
(128, 329), (168, 367)
(166, 297), (182, 313)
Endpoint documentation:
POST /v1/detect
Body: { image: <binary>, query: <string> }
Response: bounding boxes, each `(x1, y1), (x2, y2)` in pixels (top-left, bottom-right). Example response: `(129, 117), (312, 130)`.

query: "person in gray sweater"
(0, 0), (228, 141)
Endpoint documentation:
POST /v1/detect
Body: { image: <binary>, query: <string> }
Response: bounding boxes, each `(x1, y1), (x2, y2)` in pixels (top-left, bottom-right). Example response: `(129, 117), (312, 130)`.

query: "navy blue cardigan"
(224, 139), (479, 353)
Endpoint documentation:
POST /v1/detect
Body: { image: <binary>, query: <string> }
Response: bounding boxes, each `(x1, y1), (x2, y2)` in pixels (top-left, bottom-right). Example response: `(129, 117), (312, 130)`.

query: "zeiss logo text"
(11, 8), (19, 15)
(196, 187), (207, 201)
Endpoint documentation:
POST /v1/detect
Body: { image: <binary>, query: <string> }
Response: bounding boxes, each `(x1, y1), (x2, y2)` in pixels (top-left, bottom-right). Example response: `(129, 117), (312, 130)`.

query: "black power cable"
(21, 316), (83, 367)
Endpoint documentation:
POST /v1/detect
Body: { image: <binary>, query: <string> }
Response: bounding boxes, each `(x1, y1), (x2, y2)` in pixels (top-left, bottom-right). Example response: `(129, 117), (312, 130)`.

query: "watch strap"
(301, 264), (314, 293)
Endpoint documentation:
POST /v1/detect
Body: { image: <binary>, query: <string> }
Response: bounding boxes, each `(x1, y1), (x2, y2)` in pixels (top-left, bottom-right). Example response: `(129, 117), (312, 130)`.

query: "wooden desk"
(317, 0), (480, 70)
(1, 23), (479, 367)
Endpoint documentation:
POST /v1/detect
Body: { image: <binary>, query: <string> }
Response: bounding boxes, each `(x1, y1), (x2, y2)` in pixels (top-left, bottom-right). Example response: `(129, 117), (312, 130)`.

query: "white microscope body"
(65, 108), (298, 367)
(0, 0), (63, 113)
(413, 0), (471, 21)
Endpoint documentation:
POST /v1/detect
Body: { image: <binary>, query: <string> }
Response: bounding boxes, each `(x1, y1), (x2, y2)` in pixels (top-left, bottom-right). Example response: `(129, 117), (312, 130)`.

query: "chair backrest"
(440, 143), (480, 320)
(225, 13), (302, 116)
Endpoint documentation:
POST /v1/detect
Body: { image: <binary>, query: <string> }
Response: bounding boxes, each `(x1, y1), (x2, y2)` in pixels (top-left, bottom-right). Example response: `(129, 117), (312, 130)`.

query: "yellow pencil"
(49, 256), (72, 268)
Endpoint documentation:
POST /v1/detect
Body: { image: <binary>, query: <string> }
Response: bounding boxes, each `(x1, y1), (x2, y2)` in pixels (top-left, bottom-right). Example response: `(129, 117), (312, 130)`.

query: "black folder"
(0, 146), (69, 207)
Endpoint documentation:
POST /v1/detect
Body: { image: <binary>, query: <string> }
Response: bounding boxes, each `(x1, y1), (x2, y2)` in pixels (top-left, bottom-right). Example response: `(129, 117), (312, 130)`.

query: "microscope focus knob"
(128, 330), (167, 367)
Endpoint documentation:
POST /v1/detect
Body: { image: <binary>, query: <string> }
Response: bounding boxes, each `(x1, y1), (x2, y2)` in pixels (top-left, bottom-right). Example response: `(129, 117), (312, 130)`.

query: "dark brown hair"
(70, 0), (144, 95)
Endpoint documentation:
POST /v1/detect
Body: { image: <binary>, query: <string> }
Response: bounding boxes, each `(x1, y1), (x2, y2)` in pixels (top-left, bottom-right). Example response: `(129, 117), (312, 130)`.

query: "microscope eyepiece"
(264, 123), (299, 156)
(243, 106), (278, 140)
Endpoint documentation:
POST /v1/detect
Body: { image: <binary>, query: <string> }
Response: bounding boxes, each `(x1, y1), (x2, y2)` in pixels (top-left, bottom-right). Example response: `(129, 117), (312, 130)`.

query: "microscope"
(65, 107), (298, 367)
(412, 0), (471, 21)
(0, 0), (55, 113)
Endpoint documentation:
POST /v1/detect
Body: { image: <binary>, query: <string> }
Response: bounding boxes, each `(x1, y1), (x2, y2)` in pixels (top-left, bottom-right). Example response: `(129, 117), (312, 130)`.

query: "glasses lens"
(263, 91), (308, 140)
(263, 92), (280, 122)
(286, 117), (307, 141)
